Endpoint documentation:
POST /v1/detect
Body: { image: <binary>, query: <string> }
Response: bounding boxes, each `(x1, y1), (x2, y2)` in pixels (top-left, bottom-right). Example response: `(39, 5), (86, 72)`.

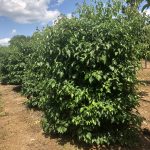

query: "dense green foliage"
(125, 0), (150, 11)
(142, 0), (150, 12)
(0, 46), (11, 61)
(0, 46), (13, 80)
(143, 25), (150, 60)
(0, 35), (32, 84)
(23, 1), (147, 145)
(1, 0), (149, 146)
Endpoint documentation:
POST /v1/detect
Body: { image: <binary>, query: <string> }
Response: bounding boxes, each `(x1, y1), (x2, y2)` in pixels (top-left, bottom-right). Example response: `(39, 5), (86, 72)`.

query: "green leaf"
(100, 55), (107, 64)
(89, 76), (94, 84)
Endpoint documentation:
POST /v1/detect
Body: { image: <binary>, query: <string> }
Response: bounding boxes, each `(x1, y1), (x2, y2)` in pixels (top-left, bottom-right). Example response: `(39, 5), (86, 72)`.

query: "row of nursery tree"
(0, 0), (150, 146)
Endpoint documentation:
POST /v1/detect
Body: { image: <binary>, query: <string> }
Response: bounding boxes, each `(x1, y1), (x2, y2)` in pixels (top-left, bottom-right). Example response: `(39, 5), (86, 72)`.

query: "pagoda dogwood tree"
(22, 0), (147, 145)
(1, 0), (148, 146)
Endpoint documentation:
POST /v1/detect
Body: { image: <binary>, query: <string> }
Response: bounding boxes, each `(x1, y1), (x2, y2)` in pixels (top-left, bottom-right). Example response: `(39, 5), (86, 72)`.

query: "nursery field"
(0, 62), (150, 150)
(1, 0), (150, 147)
(0, 1), (150, 149)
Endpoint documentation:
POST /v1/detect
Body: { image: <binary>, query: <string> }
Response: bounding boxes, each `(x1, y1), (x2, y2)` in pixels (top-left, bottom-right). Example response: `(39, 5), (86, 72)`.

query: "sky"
(0, 0), (150, 46)
(0, 0), (89, 46)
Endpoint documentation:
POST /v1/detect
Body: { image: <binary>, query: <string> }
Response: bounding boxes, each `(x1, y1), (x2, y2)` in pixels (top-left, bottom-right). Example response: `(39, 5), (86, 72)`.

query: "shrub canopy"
(1, 0), (149, 146)
(22, 0), (147, 145)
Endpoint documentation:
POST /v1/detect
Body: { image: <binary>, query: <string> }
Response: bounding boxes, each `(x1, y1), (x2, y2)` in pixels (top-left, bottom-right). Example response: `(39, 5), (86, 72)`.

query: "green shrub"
(143, 25), (150, 61)
(22, 0), (147, 145)
(1, 36), (32, 84)
(1, 52), (25, 84)
(0, 46), (12, 80)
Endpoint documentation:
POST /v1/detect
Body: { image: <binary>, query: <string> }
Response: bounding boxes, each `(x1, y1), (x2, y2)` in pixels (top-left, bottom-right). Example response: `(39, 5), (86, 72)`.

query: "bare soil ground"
(0, 85), (79, 150)
(136, 61), (150, 150)
(0, 61), (150, 150)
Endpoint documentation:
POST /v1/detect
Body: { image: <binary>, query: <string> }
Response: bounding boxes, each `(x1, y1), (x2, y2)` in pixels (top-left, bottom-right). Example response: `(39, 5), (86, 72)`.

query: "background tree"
(9, 35), (31, 51)
(125, 0), (150, 12)
(0, 46), (12, 80)
(126, 0), (143, 8)
(0, 35), (32, 84)
(142, 0), (150, 11)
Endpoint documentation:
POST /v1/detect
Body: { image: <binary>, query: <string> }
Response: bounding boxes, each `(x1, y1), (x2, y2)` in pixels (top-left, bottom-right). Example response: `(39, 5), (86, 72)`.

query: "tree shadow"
(139, 91), (149, 97)
(43, 132), (91, 150)
(42, 130), (150, 150)
(138, 87), (150, 104)
(138, 80), (150, 85)
(141, 99), (150, 103)
(143, 128), (150, 137)
(136, 128), (150, 150)
(12, 85), (22, 93)
(11, 84), (150, 150)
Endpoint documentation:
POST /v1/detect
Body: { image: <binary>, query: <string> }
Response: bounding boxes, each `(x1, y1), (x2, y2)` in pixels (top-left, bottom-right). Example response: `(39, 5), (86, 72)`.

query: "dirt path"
(138, 66), (150, 131)
(0, 85), (77, 150)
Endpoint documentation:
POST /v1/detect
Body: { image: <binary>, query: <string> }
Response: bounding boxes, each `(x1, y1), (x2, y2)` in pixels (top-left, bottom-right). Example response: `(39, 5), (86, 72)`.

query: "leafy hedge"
(1, 0), (148, 146)
(0, 36), (32, 84)
(1, 52), (24, 84)
(22, 1), (147, 145)
(143, 25), (150, 61)
(0, 46), (12, 80)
